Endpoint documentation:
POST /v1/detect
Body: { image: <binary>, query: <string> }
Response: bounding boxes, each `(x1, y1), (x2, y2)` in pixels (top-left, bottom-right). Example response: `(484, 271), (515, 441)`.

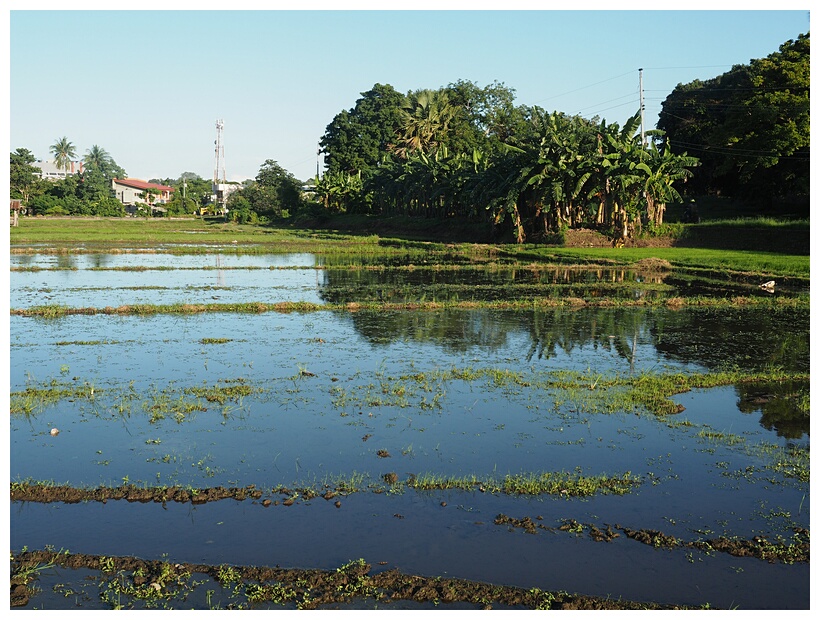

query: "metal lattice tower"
(213, 119), (226, 186)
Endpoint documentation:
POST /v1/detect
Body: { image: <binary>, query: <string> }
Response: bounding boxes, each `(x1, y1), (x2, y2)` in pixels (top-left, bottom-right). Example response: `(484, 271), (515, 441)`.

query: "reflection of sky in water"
(11, 268), (325, 306)
(9, 252), (316, 270)
(10, 253), (322, 307)
(9, 311), (706, 391)
(10, 309), (807, 485)
(9, 254), (809, 611)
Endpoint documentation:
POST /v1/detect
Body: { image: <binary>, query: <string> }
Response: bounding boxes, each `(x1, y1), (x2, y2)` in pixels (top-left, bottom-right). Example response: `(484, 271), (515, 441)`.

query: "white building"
(32, 159), (84, 180)
(112, 178), (175, 213)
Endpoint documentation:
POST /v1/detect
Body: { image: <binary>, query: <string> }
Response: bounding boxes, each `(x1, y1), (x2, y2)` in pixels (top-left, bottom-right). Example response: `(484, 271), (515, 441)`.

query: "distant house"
(32, 160), (84, 180)
(112, 179), (175, 213)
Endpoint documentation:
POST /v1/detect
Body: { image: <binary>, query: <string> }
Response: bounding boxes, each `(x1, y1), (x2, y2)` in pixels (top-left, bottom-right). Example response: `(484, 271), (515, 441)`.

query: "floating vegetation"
(10, 380), (99, 416)
(184, 379), (258, 404)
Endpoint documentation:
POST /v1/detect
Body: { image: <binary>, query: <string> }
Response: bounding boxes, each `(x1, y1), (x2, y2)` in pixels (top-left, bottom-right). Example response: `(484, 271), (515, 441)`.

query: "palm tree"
(84, 145), (111, 171)
(391, 89), (456, 158)
(50, 137), (77, 173)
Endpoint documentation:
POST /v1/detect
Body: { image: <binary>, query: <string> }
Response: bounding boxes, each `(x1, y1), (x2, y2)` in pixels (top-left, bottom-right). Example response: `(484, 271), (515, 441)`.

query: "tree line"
(312, 80), (698, 242)
(9, 136), (304, 222)
(10, 33), (807, 238)
(658, 32), (809, 207)
(11, 141), (129, 217)
(311, 33), (807, 240)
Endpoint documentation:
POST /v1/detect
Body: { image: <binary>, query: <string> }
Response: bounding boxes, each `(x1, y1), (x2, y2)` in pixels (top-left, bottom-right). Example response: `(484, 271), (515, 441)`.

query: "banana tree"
(586, 112), (648, 239)
(314, 171), (363, 213)
(640, 139), (699, 227)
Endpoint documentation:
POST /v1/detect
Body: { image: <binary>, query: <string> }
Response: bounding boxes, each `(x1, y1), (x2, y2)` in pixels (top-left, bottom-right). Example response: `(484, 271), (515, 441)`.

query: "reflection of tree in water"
(735, 380), (809, 440)
(342, 305), (808, 375)
(56, 254), (78, 270)
(346, 309), (512, 353)
(90, 254), (111, 269)
(525, 307), (651, 369)
(318, 265), (672, 304)
(651, 306), (808, 373)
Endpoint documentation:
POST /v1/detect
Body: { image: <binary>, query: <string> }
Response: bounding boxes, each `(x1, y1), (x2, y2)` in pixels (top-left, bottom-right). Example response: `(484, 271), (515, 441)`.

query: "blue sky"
(6, 5), (811, 183)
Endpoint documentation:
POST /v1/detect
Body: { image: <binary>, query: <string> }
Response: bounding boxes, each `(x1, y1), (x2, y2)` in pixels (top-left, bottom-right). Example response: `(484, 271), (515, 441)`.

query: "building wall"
(112, 180), (173, 206)
(112, 183), (143, 205)
(33, 160), (84, 180)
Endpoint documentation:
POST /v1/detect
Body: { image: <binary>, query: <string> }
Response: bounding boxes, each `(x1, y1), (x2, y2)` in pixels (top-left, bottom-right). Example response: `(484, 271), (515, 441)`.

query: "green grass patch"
(500, 246), (809, 278)
(11, 294), (808, 319)
(407, 470), (640, 497)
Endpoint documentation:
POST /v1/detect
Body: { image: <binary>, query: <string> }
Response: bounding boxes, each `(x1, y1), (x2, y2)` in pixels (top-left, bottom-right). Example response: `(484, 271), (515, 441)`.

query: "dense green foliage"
(151, 173), (213, 215)
(658, 33), (809, 206)
(317, 93), (699, 242)
(9, 148), (42, 204)
(10, 34), (807, 239)
(10, 142), (129, 217)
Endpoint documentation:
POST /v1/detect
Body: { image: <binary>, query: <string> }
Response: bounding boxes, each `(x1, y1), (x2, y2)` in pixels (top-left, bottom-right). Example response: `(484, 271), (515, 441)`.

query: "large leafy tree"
(315, 79), (700, 242)
(163, 173), (211, 214)
(444, 79), (523, 153)
(50, 136), (77, 172)
(658, 32), (809, 205)
(320, 83), (405, 176)
(10, 148), (46, 205)
(232, 159), (303, 217)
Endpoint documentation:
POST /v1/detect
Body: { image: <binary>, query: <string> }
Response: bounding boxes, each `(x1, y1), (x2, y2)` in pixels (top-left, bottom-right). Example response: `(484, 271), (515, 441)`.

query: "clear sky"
(6, 3), (811, 183)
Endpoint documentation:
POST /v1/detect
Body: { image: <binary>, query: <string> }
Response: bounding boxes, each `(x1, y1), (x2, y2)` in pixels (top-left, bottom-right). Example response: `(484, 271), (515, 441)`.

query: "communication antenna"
(213, 119), (228, 210)
(214, 119), (226, 185)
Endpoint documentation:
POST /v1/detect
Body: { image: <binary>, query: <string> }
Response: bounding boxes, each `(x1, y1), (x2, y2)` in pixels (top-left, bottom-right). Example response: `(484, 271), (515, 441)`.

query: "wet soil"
(11, 484), (808, 567)
(11, 549), (692, 610)
(494, 514), (809, 564)
(11, 483), (315, 506)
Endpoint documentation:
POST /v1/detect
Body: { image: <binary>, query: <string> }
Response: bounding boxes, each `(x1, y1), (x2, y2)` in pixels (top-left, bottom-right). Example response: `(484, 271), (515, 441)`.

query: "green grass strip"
(10, 295), (807, 318)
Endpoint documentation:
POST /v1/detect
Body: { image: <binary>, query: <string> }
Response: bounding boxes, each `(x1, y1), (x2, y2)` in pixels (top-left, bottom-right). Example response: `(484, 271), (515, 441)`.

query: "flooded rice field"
(9, 248), (809, 609)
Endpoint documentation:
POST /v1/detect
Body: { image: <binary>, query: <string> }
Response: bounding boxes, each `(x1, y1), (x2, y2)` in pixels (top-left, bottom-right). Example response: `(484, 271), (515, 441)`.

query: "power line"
(641, 65), (735, 70)
(645, 86), (809, 93)
(572, 92), (636, 113)
(531, 70), (635, 105)
(669, 139), (809, 159)
(573, 99), (641, 118)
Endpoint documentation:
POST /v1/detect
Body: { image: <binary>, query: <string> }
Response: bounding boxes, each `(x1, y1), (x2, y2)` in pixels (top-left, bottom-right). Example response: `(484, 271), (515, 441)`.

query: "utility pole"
(639, 68), (646, 147)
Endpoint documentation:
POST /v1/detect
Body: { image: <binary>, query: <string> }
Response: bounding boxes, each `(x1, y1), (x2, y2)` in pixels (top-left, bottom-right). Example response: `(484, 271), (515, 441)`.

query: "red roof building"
(112, 178), (175, 206)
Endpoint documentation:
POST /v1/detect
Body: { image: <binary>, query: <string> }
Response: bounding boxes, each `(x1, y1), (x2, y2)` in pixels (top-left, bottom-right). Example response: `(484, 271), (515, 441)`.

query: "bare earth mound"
(563, 228), (675, 248)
